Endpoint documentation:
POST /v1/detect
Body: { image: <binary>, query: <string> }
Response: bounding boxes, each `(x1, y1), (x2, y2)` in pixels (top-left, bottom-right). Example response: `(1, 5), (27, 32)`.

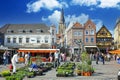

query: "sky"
(0, 0), (120, 36)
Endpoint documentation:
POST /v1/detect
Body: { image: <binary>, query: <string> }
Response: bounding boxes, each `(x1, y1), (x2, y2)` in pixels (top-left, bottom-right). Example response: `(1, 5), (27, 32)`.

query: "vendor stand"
(17, 48), (59, 62)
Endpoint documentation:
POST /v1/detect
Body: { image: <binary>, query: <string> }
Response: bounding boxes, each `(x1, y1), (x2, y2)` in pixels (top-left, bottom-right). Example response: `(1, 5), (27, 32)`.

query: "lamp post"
(74, 39), (82, 62)
(74, 39), (82, 55)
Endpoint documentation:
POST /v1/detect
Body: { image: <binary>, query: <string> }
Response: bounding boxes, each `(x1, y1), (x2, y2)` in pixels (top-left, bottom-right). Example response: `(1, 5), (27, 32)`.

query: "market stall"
(17, 48), (59, 62)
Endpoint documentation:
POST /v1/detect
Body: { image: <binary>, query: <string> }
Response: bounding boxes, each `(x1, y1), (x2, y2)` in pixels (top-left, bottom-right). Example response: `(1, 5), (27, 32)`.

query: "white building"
(0, 24), (56, 49)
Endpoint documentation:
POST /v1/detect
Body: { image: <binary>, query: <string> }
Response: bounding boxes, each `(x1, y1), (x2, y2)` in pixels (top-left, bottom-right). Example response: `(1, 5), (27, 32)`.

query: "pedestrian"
(96, 52), (99, 64)
(11, 52), (20, 74)
(54, 50), (60, 68)
(49, 53), (53, 62)
(3, 51), (7, 66)
(25, 52), (29, 66)
(101, 53), (105, 65)
(115, 54), (117, 60)
(107, 53), (111, 61)
(61, 53), (64, 62)
(6, 51), (10, 64)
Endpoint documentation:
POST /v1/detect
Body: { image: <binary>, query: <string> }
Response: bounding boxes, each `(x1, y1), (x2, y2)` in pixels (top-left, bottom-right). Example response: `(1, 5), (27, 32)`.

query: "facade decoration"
(96, 25), (113, 53)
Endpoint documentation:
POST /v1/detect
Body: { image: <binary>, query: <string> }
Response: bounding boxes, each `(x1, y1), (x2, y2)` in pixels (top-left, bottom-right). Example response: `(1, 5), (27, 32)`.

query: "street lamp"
(74, 39), (82, 54)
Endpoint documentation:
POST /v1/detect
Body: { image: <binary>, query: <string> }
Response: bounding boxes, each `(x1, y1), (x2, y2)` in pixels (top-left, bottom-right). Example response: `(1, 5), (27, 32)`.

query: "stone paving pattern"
(0, 60), (120, 80)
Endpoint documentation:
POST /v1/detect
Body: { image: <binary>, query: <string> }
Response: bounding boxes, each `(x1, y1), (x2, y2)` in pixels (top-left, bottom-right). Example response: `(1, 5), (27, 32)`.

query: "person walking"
(3, 51), (7, 66)
(11, 52), (20, 74)
(96, 52), (99, 64)
(101, 53), (105, 65)
(54, 50), (60, 68)
(107, 53), (111, 61)
(49, 53), (53, 62)
(25, 52), (29, 66)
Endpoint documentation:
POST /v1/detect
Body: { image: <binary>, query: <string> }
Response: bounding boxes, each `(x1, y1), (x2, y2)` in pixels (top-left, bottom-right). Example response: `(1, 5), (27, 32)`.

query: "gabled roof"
(84, 19), (96, 29)
(0, 24), (50, 34)
(96, 25), (112, 36)
(72, 22), (83, 29)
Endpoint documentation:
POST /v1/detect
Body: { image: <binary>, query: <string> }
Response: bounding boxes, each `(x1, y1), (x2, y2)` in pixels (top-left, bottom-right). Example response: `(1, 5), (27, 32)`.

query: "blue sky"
(0, 0), (120, 36)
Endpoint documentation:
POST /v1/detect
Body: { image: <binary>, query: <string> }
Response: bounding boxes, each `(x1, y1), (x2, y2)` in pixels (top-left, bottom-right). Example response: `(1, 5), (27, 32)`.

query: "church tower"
(58, 8), (66, 35)
(56, 8), (66, 48)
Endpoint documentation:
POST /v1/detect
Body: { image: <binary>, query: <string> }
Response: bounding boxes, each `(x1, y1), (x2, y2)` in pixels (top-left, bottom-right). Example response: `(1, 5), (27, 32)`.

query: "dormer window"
(29, 30), (32, 33)
(7, 29), (14, 33)
(41, 30), (43, 33)
(11, 30), (14, 33)
(23, 30), (25, 33)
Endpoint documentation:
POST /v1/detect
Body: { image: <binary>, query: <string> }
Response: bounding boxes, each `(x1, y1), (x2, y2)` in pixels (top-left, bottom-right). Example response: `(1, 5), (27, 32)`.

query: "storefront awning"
(17, 49), (59, 53)
(84, 46), (97, 48)
(109, 50), (120, 54)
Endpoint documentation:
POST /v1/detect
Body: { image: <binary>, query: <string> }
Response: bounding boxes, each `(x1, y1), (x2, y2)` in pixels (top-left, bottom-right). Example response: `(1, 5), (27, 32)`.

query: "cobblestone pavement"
(0, 60), (120, 80)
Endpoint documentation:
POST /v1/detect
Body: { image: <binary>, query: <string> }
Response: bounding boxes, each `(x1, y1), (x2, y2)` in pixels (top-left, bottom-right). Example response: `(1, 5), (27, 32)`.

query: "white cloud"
(71, 0), (98, 6)
(71, 0), (120, 9)
(26, 0), (68, 13)
(98, 0), (120, 8)
(92, 19), (103, 32)
(42, 12), (89, 30)
(42, 10), (61, 26)
(65, 13), (89, 25)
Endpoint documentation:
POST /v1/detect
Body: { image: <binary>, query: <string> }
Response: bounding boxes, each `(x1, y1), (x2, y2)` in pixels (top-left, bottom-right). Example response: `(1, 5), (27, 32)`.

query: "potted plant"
(27, 72), (35, 78)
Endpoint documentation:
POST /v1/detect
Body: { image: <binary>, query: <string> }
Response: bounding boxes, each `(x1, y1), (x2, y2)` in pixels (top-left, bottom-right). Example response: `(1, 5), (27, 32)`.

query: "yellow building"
(96, 25), (113, 53)
(114, 18), (120, 49)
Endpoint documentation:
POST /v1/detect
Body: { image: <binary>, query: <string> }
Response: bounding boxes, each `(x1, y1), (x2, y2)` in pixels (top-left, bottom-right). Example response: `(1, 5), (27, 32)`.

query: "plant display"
(56, 62), (75, 77)
(27, 72), (35, 78)
(76, 51), (94, 76)
(1, 70), (11, 77)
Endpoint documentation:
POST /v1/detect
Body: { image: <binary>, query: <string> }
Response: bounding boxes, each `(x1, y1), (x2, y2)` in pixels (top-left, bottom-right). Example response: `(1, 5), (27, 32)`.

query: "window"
(29, 30), (32, 33)
(7, 29), (14, 33)
(86, 38), (88, 42)
(11, 30), (14, 33)
(91, 38), (94, 42)
(19, 38), (22, 43)
(45, 36), (48, 43)
(23, 30), (26, 33)
(7, 37), (10, 43)
(89, 26), (91, 28)
(52, 30), (54, 35)
(90, 30), (94, 35)
(37, 38), (40, 43)
(13, 38), (16, 43)
(85, 30), (89, 35)
(41, 30), (43, 33)
(52, 38), (54, 44)
(74, 32), (78, 36)
(78, 32), (82, 36)
(26, 38), (29, 43)
(7, 30), (11, 33)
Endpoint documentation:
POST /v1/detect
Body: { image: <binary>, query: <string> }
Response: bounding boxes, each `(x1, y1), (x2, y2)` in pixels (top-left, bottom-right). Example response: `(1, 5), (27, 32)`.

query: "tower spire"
(60, 8), (65, 24)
